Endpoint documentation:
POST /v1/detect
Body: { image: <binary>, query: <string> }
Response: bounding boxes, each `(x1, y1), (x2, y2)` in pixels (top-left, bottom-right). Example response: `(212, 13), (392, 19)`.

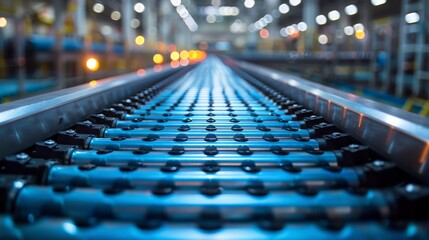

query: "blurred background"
(0, 0), (428, 115)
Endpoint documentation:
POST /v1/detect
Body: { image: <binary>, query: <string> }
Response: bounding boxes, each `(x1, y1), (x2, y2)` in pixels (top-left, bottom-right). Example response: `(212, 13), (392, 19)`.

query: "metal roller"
(14, 186), (389, 222)
(69, 150), (340, 166)
(46, 165), (360, 189)
(1, 216), (428, 240)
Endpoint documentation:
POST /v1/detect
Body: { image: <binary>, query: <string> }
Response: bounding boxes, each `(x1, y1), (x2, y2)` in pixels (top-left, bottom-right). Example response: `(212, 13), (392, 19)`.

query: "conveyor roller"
(0, 56), (428, 239)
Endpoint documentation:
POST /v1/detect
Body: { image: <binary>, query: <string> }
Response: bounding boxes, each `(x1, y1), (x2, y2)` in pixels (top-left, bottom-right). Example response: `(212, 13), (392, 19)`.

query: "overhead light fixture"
(297, 22), (307, 31)
(93, 3), (104, 13)
(328, 10), (340, 21)
(130, 19), (140, 28)
(371, 0), (387, 6)
(134, 3), (145, 13)
(279, 4), (290, 14)
(244, 0), (255, 9)
(353, 23), (364, 31)
(344, 4), (358, 15)
(289, 0), (301, 7)
(170, 0), (181, 7)
(344, 26), (354, 35)
(318, 34), (328, 44)
(315, 15), (327, 25)
(206, 15), (216, 23)
(0, 17), (7, 28)
(111, 11), (121, 21)
(405, 12), (420, 24)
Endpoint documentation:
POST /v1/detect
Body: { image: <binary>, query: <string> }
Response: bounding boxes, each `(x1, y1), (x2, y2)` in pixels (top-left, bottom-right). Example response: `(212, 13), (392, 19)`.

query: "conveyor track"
(0, 57), (428, 239)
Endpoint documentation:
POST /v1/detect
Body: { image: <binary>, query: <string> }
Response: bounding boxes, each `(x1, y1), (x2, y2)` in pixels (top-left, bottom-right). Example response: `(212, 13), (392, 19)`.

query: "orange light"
(290, 31), (300, 39)
(86, 57), (99, 71)
(89, 80), (97, 87)
(153, 54), (164, 64)
(170, 51), (180, 61)
(355, 30), (365, 40)
(180, 59), (189, 66)
(137, 69), (146, 76)
(180, 50), (189, 60)
(156, 42), (166, 52)
(259, 29), (269, 38)
(170, 60), (180, 68)
(154, 65), (163, 72)
(135, 35), (145, 45)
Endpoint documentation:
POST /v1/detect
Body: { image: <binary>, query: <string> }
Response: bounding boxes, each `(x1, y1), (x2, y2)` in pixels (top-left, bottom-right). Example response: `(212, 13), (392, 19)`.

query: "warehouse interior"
(0, 0), (428, 114)
(0, 1), (429, 239)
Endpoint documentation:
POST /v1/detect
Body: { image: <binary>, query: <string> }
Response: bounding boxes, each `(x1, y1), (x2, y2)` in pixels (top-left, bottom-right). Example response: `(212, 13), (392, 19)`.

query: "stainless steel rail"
(226, 58), (429, 183)
(0, 65), (195, 160)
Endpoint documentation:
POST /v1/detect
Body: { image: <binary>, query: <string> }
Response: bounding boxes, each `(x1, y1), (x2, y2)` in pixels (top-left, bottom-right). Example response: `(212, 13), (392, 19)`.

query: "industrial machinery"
(0, 56), (428, 239)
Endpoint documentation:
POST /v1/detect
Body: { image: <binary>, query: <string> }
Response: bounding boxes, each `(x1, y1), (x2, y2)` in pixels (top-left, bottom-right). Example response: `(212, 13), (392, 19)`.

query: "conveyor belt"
(1, 56), (428, 239)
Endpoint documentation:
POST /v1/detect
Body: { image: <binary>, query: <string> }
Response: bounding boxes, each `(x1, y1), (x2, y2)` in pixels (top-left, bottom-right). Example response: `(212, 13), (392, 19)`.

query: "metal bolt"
(405, 184), (420, 193)
(96, 113), (105, 118)
(109, 108), (116, 111)
(44, 139), (56, 145)
(83, 120), (92, 125)
(332, 132), (341, 137)
(320, 122), (328, 126)
(310, 115), (317, 118)
(349, 144), (360, 149)
(373, 160), (385, 167)
(16, 152), (29, 161)
(65, 129), (76, 134)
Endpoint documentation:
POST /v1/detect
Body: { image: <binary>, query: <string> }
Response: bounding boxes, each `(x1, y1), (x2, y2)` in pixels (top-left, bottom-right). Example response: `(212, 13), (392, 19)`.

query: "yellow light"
(86, 58), (99, 71)
(180, 50), (189, 60)
(355, 30), (365, 40)
(170, 51), (180, 61)
(0, 17), (7, 28)
(189, 50), (198, 60)
(135, 35), (145, 45)
(89, 80), (97, 87)
(153, 54), (164, 64)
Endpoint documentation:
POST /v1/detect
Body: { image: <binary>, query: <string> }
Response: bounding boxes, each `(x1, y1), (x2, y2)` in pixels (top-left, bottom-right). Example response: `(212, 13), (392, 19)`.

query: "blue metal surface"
(14, 186), (388, 221)
(70, 150), (338, 166)
(47, 166), (360, 189)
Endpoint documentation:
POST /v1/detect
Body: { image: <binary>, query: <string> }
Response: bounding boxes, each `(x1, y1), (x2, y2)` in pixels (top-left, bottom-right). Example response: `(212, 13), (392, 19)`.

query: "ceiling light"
(111, 11), (121, 21)
(353, 23), (364, 31)
(344, 26), (354, 35)
(134, 3), (145, 13)
(206, 15), (216, 23)
(244, 0), (255, 8)
(344, 4), (358, 15)
(371, 0), (387, 6)
(289, 0), (301, 7)
(93, 3), (104, 13)
(328, 10), (340, 21)
(170, 0), (181, 7)
(405, 12), (420, 24)
(130, 19), (140, 28)
(315, 15), (327, 25)
(297, 22), (307, 31)
(279, 4), (290, 14)
(318, 34), (328, 44)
